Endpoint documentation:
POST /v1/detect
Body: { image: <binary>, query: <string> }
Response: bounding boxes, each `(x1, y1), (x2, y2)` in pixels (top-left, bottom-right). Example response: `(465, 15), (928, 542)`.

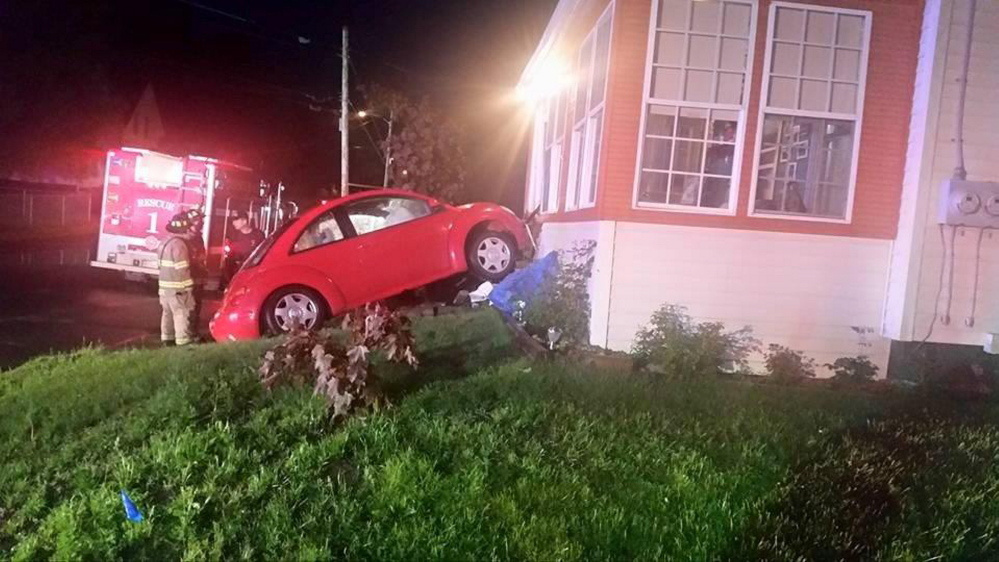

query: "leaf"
(257, 302), (420, 418)
(330, 391), (354, 419)
(347, 345), (369, 365)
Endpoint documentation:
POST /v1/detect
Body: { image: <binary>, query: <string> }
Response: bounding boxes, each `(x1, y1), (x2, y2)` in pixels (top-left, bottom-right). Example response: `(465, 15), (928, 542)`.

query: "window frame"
(290, 207), (351, 254)
(290, 195), (435, 254)
(565, 3), (614, 212)
(527, 113), (545, 215)
(542, 93), (565, 214)
(339, 195), (435, 238)
(748, 1), (872, 224)
(631, 0), (759, 216)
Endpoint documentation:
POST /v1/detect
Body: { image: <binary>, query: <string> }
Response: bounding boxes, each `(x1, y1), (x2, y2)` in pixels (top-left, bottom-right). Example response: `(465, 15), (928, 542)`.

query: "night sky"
(0, 0), (556, 207)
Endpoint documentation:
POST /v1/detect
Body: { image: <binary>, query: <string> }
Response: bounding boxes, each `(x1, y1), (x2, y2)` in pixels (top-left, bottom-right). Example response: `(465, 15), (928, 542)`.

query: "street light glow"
(358, 110), (369, 118)
(516, 58), (572, 105)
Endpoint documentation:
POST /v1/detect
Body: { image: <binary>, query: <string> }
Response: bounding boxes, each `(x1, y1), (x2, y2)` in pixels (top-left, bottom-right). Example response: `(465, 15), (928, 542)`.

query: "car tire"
(467, 230), (517, 282)
(263, 286), (328, 335)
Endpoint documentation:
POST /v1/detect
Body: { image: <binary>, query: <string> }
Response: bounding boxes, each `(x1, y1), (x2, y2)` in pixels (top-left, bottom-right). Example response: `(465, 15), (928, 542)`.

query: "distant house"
(120, 83), (264, 165)
(520, 0), (998, 375)
(122, 84), (167, 150)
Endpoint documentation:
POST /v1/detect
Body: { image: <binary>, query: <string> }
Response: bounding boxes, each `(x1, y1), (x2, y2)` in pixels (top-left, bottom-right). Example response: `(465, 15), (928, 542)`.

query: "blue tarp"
(489, 251), (559, 315)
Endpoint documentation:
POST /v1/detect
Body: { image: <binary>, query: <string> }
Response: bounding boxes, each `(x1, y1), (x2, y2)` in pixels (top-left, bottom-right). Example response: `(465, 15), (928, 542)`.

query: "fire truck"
(90, 147), (295, 288)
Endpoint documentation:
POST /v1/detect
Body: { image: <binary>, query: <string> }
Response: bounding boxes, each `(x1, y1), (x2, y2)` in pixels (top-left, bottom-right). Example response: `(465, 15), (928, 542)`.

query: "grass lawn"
(2, 310), (999, 560)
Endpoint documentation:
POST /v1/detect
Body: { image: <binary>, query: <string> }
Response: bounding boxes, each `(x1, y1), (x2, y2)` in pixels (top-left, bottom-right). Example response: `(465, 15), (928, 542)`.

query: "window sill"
(748, 210), (852, 224)
(633, 202), (737, 217)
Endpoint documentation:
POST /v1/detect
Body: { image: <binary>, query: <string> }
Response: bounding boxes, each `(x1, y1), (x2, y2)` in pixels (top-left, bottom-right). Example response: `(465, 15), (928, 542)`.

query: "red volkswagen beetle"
(210, 189), (533, 341)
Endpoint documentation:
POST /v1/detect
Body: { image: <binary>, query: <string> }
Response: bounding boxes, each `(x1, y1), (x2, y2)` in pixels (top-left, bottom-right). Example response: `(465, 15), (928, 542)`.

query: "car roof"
(299, 189), (438, 220)
(329, 188), (433, 205)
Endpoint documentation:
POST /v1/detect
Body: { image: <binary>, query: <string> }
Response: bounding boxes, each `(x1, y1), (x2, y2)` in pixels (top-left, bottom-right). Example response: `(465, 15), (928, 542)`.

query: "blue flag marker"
(120, 490), (144, 522)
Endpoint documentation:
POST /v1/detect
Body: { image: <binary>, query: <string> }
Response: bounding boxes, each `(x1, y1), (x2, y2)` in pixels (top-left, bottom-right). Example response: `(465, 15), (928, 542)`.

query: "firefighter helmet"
(184, 208), (204, 227)
(166, 212), (194, 234)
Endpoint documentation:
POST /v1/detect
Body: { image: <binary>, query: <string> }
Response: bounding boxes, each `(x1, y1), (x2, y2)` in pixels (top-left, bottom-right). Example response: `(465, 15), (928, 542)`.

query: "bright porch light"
(516, 59), (572, 104)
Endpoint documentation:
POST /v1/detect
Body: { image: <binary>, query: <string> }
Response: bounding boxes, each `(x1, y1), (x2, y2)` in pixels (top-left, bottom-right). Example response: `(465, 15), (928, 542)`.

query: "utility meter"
(939, 179), (999, 227)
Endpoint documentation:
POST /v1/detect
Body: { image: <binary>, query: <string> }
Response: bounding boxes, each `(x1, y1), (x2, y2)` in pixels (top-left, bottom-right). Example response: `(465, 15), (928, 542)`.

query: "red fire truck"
(90, 147), (293, 287)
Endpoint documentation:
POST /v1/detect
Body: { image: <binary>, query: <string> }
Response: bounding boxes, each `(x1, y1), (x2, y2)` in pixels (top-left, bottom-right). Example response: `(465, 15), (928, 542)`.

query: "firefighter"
(223, 210), (264, 284)
(182, 208), (208, 329)
(158, 212), (201, 346)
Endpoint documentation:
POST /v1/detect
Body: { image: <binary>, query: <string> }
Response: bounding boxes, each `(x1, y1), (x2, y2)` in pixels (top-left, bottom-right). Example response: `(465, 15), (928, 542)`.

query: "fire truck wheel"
(263, 286), (329, 335)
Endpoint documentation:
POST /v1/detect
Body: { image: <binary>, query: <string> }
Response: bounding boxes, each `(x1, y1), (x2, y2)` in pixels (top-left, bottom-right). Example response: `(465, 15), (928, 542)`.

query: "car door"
(287, 207), (371, 306)
(337, 195), (453, 300)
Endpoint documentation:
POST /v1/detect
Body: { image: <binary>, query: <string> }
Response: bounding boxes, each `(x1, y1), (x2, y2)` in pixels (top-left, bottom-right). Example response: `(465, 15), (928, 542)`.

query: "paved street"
(0, 265), (220, 370)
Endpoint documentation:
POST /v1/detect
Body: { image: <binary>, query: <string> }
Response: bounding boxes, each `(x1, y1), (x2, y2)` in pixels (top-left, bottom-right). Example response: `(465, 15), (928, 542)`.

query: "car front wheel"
(467, 231), (516, 282)
(263, 286), (328, 335)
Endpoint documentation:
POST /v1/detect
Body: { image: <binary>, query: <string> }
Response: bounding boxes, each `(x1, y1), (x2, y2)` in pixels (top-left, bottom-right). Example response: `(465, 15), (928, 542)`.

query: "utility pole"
(340, 26), (350, 197)
(382, 109), (394, 187)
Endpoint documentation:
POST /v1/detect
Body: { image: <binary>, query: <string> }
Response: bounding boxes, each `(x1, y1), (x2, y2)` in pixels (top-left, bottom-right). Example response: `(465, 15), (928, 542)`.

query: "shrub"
(259, 303), (418, 418)
(524, 240), (596, 350)
(826, 356), (879, 384)
(632, 304), (758, 378)
(764, 344), (817, 384)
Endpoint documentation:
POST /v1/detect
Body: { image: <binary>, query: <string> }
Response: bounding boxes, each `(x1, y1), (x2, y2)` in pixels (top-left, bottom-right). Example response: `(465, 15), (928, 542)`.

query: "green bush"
(632, 304), (758, 378)
(523, 241), (595, 351)
(826, 355), (879, 384)
(764, 344), (817, 383)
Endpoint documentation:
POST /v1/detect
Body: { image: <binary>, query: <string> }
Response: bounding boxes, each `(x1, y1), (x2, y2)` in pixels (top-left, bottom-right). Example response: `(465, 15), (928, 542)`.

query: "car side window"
(293, 210), (345, 252)
(345, 197), (431, 236)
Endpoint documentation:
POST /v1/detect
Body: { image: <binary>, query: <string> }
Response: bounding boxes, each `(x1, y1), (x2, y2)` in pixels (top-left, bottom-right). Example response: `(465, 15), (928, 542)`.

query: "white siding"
(606, 223), (892, 376)
(887, 0), (999, 346)
(537, 220), (616, 347)
(884, 0), (945, 340)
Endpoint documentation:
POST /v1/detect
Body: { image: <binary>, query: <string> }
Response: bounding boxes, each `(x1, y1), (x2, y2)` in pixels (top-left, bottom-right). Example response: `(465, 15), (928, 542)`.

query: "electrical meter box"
(938, 179), (999, 227)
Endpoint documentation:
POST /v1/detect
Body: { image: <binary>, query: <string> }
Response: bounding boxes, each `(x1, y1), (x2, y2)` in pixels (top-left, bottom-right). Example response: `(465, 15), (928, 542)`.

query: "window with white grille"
(527, 92), (566, 215)
(566, 5), (613, 211)
(750, 2), (871, 221)
(634, 0), (756, 212)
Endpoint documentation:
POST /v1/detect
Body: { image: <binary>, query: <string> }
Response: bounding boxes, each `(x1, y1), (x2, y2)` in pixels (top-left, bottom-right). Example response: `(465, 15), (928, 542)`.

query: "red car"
(210, 189), (533, 341)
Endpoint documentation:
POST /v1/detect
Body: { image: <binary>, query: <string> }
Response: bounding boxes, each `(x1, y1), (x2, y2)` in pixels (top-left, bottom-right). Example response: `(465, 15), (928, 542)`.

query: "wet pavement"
(0, 265), (220, 370)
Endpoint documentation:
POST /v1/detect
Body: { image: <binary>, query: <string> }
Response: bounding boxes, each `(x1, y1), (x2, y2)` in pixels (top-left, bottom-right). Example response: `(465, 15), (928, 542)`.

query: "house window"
(544, 92), (567, 214)
(528, 111), (544, 214)
(527, 89), (567, 215)
(566, 5), (613, 211)
(751, 3), (870, 221)
(635, 0), (756, 213)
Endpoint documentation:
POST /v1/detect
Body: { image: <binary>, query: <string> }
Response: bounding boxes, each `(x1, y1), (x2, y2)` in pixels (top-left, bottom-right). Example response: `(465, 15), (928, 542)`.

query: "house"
(520, 0), (999, 375)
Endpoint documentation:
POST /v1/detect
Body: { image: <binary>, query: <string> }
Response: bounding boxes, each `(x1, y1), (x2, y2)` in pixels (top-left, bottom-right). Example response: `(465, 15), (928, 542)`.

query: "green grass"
(2, 309), (999, 560)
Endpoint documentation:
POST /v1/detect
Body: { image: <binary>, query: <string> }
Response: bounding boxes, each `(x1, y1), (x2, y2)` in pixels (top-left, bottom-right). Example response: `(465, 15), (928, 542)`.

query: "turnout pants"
(160, 289), (197, 345)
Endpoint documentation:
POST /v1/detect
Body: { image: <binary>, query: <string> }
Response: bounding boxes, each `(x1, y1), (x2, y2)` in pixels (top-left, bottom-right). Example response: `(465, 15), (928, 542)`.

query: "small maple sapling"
(259, 303), (418, 419)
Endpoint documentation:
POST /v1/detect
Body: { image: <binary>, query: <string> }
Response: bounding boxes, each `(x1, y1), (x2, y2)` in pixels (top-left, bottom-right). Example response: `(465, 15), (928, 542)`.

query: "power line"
(171, 0), (253, 24)
(349, 100), (385, 161)
(165, 0), (315, 48)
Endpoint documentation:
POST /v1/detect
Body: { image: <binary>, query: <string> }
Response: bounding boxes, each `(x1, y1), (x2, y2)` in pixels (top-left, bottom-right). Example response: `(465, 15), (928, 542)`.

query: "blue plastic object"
(489, 251), (559, 315)
(120, 490), (144, 523)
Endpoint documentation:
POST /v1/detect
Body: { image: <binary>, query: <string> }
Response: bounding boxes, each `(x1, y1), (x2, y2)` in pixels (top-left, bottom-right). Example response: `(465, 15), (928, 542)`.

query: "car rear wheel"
(467, 230), (516, 282)
(263, 286), (328, 335)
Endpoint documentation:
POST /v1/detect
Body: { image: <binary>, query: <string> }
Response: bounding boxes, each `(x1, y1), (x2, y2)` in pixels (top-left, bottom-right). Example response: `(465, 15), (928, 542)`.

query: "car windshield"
(241, 216), (299, 271)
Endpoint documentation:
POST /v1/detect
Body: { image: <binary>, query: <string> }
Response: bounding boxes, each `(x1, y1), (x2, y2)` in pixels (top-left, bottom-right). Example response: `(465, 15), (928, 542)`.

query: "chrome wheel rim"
(476, 236), (511, 273)
(273, 293), (319, 331)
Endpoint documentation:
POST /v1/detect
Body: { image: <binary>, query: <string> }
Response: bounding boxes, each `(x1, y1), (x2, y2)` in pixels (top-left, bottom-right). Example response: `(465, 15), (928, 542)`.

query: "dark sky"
(0, 0), (555, 207)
